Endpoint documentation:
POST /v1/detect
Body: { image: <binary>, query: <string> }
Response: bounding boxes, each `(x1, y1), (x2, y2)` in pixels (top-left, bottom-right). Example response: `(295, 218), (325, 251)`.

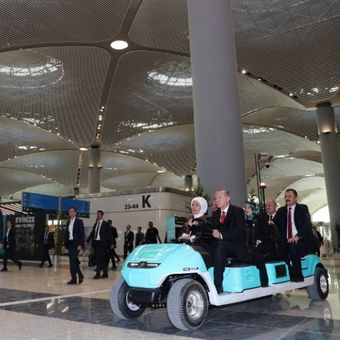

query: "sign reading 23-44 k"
(124, 195), (152, 210)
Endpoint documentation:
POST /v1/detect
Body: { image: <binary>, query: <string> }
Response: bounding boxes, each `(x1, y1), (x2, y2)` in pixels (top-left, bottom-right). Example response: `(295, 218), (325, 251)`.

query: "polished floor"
(0, 257), (340, 339)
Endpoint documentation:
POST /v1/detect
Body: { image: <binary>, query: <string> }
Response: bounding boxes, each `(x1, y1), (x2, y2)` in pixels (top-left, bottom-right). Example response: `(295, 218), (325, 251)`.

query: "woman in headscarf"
(178, 197), (215, 254)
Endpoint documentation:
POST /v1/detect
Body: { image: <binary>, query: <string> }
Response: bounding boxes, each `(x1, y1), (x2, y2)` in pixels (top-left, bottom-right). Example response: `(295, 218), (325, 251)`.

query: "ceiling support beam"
(88, 145), (101, 194)
(316, 102), (340, 251)
(187, 0), (247, 205)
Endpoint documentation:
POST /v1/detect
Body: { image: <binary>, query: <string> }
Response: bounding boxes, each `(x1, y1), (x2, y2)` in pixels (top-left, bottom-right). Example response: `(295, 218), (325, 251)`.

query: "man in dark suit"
(123, 224), (134, 260)
(39, 225), (55, 268)
(274, 188), (314, 282)
(211, 189), (247, 294)
(135, 226), (145, 247)
(107, 219), (120, 269)
(1, 220), (22, 271)
(87, 210), (111, 279)
(64, 207), (85, 284)
(250, 198), (280, 287)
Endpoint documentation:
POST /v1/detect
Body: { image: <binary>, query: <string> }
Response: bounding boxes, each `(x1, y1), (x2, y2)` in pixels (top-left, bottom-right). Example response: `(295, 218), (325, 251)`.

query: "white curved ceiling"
(0, 0), (339, 215)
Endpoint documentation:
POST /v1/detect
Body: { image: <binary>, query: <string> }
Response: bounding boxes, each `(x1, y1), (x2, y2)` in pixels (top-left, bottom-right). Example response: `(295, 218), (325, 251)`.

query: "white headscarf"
(191, 197), (208, 219)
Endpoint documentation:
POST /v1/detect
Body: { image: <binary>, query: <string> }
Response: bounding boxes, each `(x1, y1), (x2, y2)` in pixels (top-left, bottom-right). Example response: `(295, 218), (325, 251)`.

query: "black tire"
(167, 278), (209, 331)
(110, 277), (145, 319)
(307, 266), (329, 300)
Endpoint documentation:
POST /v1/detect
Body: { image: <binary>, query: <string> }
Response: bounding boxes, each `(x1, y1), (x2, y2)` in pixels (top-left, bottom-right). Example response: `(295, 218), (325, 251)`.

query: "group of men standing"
(205, 188), (316, 293)
(123, 221), (162, 259)
(63, 208), (161, 284)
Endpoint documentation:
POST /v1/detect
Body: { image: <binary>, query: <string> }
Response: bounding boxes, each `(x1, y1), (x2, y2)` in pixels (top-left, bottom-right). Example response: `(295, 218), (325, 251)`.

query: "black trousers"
(3, 247), (21, 269)
(124, 243), (133, 260)
(68, 243), (82, 281)
(195, 238), (216, 257)
(248, 243), (275, 287)
(107, 247), (118, 268)
(93, 241), (108, 275)
(279, 241), (306, 279)
(40, 244), (52, 266)
(213, 241), (246, 290)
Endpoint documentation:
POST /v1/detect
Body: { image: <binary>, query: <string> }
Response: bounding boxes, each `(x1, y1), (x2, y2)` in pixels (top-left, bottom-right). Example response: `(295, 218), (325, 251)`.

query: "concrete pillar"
(187, 0), (247, 205)
(88, 145), (101, 194)
(184, 175), (193, 192)
(316, 102), (340, 251)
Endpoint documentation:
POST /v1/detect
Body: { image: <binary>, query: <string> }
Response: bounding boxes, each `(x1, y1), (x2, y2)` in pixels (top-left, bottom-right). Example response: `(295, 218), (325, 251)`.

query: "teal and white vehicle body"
(110, 243), (328, 330)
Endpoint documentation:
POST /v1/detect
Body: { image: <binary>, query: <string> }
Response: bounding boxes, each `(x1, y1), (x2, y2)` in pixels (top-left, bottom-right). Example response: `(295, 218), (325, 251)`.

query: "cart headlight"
(127, 261), (160, 269)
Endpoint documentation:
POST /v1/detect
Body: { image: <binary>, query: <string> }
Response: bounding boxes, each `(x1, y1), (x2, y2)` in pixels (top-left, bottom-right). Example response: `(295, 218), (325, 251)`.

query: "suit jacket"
(274, 203), (314, 249)
(124, 230), (134, 246)
(4, 227), (16, 249)
(64, 218), (85, 249)
(109, 226), (118, 246)
(40, 232), (55, 249)
(255, 213), (280, 245)
(211, 205), (246, 243)
(87, 220), (111, 247)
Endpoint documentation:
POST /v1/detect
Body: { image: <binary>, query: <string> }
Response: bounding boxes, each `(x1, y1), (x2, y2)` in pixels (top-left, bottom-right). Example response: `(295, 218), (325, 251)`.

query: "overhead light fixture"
(241, 69), (247, 74)
(110, 40), (128, 50)
(289, 93), (294, 97)
(79, 147), (88, 151)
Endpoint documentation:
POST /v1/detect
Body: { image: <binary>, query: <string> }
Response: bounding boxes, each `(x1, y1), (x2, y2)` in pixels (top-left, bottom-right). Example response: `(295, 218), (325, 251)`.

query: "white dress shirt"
(269, 212), (276, 221)
(221, 205), (230, 217)
(6, 228), (10, 241)
(219, 205), (230, 239)
(287, 204), (298, 238)
(95, 220), (103, 241)
(68, 217), (76, 240)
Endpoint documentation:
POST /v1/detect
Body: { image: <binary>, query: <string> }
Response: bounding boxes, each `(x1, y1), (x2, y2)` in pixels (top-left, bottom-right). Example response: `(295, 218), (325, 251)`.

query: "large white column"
(187, 0), (247, 205)
(316, 102), (340, 251)
(88, 145), (101, 194)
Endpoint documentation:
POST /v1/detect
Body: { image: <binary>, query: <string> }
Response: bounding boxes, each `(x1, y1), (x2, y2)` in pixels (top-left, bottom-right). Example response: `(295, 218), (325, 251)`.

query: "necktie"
(95, 222), (100, 240)
(287, 208), (292, 239)
(220, 211), (226, 224)
(44, 232), (48, 244)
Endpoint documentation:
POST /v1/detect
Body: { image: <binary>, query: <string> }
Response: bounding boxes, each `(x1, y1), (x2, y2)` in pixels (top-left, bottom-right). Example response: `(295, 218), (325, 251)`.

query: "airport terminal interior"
(0, 0), (340, 339)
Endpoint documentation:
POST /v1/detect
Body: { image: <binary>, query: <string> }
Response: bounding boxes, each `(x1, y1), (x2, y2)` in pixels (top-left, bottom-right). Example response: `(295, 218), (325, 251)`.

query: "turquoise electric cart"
(110, 243), (328, 330)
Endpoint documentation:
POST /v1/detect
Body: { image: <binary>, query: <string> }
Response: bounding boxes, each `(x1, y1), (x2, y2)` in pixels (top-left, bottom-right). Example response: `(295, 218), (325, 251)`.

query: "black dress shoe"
(101, 273), (109, 278)
(93, 274), (101, 279)
(1, 268), (8, 272)
(67, 280), (77, 285)
(39, 264), (43, 268)
(79, 275), (84, 284)
(18, 262), (22, 270)
(47, 264), (53, 268)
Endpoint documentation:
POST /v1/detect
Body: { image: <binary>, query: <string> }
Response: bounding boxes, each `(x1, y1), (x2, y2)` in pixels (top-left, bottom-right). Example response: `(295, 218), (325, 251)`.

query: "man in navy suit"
(274, 189), (314, 282)
(211, 189), (247, 294)
(86, 210), (111, 279)
(1, 219), (22, 271)
(64, 207), (85, 284)
(39, 225), (55, 268)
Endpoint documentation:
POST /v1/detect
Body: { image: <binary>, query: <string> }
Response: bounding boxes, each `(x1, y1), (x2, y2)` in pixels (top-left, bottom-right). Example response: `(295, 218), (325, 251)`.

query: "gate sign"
(22, 192), (90, 217)
(22, 192), (58, 213)
(61, 198), (90, 217)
